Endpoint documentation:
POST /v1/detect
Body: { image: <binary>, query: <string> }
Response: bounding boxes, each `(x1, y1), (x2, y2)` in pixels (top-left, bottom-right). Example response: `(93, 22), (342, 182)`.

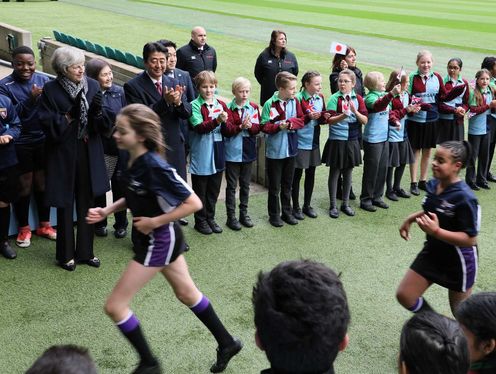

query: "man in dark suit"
(124, 42), (192, 225)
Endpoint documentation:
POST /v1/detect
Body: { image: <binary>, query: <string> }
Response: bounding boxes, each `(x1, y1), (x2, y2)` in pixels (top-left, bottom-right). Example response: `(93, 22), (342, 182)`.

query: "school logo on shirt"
(268, 60), (272, 64)
(128, 179), (147, 196)
(0, 108), (6, 120)
(191, 56), (196, 60)
(436, 200), (455, 217)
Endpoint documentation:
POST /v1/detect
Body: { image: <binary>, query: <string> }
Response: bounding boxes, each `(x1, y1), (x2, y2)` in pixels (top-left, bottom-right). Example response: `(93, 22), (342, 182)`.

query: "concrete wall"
(0, 23), (32, 61)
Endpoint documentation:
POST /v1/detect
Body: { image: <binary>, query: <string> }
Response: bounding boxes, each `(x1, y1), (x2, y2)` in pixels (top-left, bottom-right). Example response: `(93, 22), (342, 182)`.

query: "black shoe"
(239, 214), (254, 228)
(210, 338), (243, 373)
(94, 227), (108, 237)
(410, 182), (420, 196)
(477, 182), (491, 190)
(349, 188), (356, 200)
(178, 218), (189, 226)
(226, 217), (242, 231)
(302, 205), (318, 218)
(281, 214), (298, 225)
(395, 188), (411, 198)
(418, 180), (427, 191)
(207, 219), (223, 234)
(59, 259), (76, 271)
(114, 228), (127, 239)
(194, 221), (213, 235)
(386, 190), (399, 201)
(360, 203), (377, 212)
(468, 182), (480, 191)
(1, 241), (16, 259)
(269, 216), (284, 227)
(86, 256), (101, 268)
(292, 208), (305, 220)
(184, 243), (190, 252)
(340, 204), (355, 216)
(372, 200), (389, 209)
(132, 361), (161, 374)
(488, 173), (496, 182)
(329, 206), (339, 219)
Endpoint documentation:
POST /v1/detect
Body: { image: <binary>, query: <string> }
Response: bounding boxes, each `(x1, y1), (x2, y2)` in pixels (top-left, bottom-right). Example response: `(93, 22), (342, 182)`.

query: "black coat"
(176, 41), (217, 80)
(38, 77), (110, 207)
(124, 72), (192, 179)
(254, 47), (299, 105)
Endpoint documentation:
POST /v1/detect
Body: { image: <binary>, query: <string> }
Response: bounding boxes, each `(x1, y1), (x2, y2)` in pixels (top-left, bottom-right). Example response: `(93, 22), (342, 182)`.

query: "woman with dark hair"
(85, 58), (128, 239)
(329, 45), (364, 97)
(254, 30), (299, 105)
(38, 46), (110, 271)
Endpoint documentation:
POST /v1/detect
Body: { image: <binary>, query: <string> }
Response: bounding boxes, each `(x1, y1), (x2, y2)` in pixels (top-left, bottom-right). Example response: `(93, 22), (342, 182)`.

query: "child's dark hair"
(253, 259), (350, 373)
(439, 140), (471, 168)
(399, 311), (469, 374)
(300, 70), (321, 91)
(448, 58), (463, 69)
(456, 292), (496, 360)
(117, 104), (165, 156)
(481, 56), (496, 71)
(11, 46), (34, 60)
(26, 345), (97, 374)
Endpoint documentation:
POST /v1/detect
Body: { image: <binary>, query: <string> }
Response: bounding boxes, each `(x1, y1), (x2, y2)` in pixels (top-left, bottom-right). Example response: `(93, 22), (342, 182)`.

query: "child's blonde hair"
(232, 77), (251, 94)
(416, 50), (433, 64)
(275, 71), (297, 89)
(194, 70), (217, 89)
(364, 71), (384, 91)
(338, 69), (356, 85)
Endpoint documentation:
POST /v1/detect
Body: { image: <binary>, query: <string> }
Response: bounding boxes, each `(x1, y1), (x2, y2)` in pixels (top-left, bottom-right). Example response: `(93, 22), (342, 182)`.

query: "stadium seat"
(85, 40), (97, 54)
(67, 35), (77, 48)
(136, 56), (145, 69)
(75, 37), (87, 50)
(114, 49), (127, 64)
(59, 32), (70, 44)
(125, 52), (138, 67)
(95, 43), (106, 56)
(53, 30), (63, 42)
(105, 46), (117, 60)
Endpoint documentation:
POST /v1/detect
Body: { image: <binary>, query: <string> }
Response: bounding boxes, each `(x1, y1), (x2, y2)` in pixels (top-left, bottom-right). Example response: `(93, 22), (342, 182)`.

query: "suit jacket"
(38, 77), (110, 207)
(171, 68), (196, 102)
(124, 72), (192, 179)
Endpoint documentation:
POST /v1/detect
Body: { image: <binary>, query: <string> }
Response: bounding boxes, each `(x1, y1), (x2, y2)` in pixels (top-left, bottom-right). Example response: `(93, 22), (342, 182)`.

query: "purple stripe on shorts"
(462, 246), (478, 290)
(146, 224), (173, 267)
(117, 313), (139, 333)
(190, 295), (210, 314)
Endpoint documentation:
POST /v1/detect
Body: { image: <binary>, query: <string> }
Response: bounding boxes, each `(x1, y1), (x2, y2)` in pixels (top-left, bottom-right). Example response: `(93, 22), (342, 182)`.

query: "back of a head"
(399, 312), (469, 374)
(25, 345), (98, 374)
(253, 260), (350, 373)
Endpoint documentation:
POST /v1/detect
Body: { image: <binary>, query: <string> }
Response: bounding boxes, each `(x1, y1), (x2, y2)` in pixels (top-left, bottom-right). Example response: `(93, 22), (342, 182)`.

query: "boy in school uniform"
(260, 72), (304, 227)
(224, 77), (260, 230)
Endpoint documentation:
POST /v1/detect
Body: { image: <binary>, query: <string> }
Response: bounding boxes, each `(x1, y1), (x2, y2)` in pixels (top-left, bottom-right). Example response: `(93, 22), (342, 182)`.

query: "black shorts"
(15, 142), (46, 174)
(410, 243), (478, 292)
(0, 166), (19, 203)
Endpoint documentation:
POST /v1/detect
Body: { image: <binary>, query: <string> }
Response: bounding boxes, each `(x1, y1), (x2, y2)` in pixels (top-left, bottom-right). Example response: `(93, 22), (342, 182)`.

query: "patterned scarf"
(58, 75), (89, 139)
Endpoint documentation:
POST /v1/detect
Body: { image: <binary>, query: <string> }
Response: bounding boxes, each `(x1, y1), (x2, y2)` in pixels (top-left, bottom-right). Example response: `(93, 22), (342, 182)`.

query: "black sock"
(393, 165), (406, 191)
(14, 196), (30, 227)
(386, 167), (394, 192)
(116, 312), (157, 365)
(34, 189), (51, 223)
(0, 206), (10, 241)
(190, 294), (233, 348)
(303, 167), (315, 207)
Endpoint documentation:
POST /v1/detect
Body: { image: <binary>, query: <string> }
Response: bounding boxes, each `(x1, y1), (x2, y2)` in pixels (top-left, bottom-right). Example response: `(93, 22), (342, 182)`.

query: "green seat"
(136, 56), (144, 69)
(53, 30), (63, 42)
(114, 49), (127, 64)
(85, 40), (97, 54)
(105, 46), (117, 60)
(75, 37), (86, 50)
(95, 43), (106, 56)
(59, 32), (70, 44)
(67, 35), (77, 47)
(125, 52), (138, 67)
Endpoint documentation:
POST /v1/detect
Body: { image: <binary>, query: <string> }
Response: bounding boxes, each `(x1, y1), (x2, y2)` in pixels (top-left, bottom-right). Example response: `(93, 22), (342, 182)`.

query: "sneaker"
(16, 226), (32, 248)
(210, 338), (243, 373)
(36, 223), (57, 240)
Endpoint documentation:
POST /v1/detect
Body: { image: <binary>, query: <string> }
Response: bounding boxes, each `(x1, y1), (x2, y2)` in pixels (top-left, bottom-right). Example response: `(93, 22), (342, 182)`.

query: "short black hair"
(11, 46), (34, 60)
(253, 260), (350, 373)
(481, 56), (496, 71)
(25, 345), (98, 374)
(456, 292), (496, 358)
(440, 140), (471, 168)
(400, 312), (469, 374)
(157, 39), (177, 50)
(142, 42), (168, 62)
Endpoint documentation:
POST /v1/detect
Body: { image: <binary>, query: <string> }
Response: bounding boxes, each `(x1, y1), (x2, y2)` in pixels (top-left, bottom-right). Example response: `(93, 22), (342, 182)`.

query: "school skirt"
(437, 118), (464, 144)
(488, 115), (496, 143)
(322, 139), (361, 169)
(0, 165), (19, 203)
(410, 242), (478, 292)
(295, 148), (321, 169)
(389, 140), (415, 167)
(407, 120), (438, 149)
(132, 221), (187, 267)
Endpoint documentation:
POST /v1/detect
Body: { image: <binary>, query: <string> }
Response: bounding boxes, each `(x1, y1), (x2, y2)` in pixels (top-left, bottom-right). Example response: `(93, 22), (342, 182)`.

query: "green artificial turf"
(0, 1), (495, 373)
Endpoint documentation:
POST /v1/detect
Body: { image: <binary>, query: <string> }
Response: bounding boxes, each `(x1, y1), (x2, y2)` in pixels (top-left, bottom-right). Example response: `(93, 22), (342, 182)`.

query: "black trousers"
(191, 172), (223, 223)
(266, 157), (295, 219)
(94, 170), (128, 230)
(225, 161), (252, 217)
(56, 140), (95, 264)
(360, 141), (389, 204)
(467, 133), (490, 185)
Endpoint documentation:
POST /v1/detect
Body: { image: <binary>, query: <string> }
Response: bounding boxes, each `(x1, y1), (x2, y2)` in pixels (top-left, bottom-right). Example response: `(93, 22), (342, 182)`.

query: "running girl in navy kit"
(396, 141), (480, 315)
(87, 104), (242, 374)
(293, 71), (326, 219)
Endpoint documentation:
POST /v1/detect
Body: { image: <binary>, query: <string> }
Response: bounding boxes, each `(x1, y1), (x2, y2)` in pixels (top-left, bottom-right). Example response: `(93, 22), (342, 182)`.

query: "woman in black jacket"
(329, 45), (364, 96)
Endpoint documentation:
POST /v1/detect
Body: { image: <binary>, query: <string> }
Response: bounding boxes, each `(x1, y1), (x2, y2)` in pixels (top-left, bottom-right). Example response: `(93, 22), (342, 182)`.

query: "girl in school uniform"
(465, 69), (496, 190)
(360, 71), (401, 212)
(293, 71), (326, 219)
(87, 104), (242, 374)
(224, 77), (260, 231)
(322, 69), (368, 218)
(437, 58), (469, 144)
(260, 71), (304, 227)
(386, 70), (420, 201)
(407, 50), (465, 195)
(396, 141), (480, 315)
(480, 57), (496, 182)
(188, 71), (229, 235)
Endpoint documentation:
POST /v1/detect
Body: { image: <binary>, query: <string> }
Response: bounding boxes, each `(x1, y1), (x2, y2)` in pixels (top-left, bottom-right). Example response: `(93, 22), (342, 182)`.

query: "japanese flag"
(397, 66), (406, 80)
(251, 111), (260, 124)
(342, 100), (351, 116)
(209, 104), (223, 119)
(269, 107), (279, 120)
(330, 41), (347, 55)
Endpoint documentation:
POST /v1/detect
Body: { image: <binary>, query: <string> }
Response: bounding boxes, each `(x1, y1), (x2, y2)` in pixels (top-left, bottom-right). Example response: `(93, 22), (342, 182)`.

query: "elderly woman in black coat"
(38, 47), (110, 271)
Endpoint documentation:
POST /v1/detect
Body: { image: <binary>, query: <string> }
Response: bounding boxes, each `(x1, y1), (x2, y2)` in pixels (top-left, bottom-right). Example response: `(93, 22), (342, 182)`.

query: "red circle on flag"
(336, 45), (342, 51)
